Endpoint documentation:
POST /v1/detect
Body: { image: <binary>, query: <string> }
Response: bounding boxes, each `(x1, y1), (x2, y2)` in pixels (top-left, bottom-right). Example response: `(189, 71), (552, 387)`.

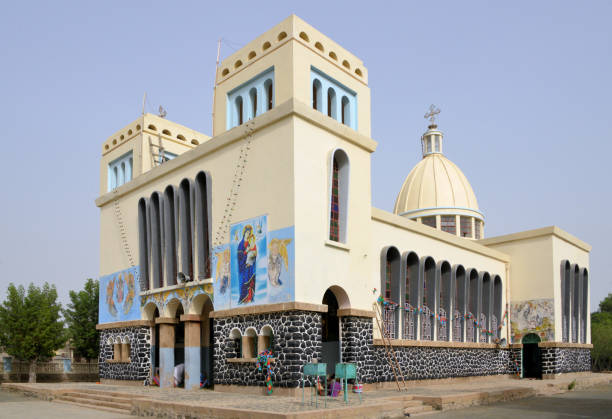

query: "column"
(181, 314), (201, 390)
(157, 317), (178, 388)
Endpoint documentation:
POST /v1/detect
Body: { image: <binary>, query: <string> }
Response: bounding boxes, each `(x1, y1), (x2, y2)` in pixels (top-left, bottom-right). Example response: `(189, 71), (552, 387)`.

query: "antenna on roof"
(212, 38), (221, 134)
(158, 105), (167, 118)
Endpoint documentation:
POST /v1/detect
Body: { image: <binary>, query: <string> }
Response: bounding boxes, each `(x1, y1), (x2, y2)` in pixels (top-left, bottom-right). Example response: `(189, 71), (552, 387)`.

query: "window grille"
(474, 220), (481, 239)
(438, 307), (448, 341)
(491, 315), (498, 341)
(403, 307), (415, 340)
(421, 306), (432, 341)
(383, 305), (396, 339)
(441, 216), (456, 235)
(385, 259), (391, 300)
(460, 216), (472, 238)
(466, 312), (475, 342)
(453, 310), (463, 342)
(329, 158), (340, 241)
(479, 313), (487, 343)
(422, 216), (437, 228)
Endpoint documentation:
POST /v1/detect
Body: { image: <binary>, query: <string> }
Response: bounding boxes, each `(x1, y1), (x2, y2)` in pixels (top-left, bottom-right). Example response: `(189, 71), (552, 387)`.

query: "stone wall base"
(100, 378), (145, 386)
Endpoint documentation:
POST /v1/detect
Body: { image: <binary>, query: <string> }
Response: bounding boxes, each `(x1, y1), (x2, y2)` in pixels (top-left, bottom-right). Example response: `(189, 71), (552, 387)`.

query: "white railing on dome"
(421, 306), (432, 341)
(383, 305), (396, 339)
(453, 310), (463, 342)
(403, 306), (415, 340)
(479, 313), (488, 343)
(437, 307), (448, 341)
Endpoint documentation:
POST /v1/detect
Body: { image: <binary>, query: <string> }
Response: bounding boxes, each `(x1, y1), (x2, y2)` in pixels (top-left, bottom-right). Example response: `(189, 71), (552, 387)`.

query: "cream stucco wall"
(480, 227), (591, 343)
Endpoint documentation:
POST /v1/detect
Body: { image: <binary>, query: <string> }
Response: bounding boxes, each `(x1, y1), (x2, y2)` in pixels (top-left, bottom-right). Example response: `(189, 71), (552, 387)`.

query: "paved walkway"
(427, 383), (612, 418)
(0, 389), (131, 419)
(2, 373), (610, 417)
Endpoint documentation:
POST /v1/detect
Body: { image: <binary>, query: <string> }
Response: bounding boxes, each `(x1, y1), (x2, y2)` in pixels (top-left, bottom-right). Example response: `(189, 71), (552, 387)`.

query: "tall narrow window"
(330, 157), (340, 241)
(493, 275), (502, 341)
(312, 79), (322, 110)
(138, 198), (149, 291)
(249, 88), (257, 119)
(164, 186), (177, 287)
(561, 260), (571, 342)
(381, 247), (400, 339)
(150, 192), (163, 289)
(328, 149), (349, 243)
(341, 96), (350, 126)
(441, 216), (456, 235)
(581, 268), (588, 343)
(265, 79), (273, 111)
(404, 252), (419, 340)
(467, 269), (479, 342)
(327, 88), (336, 119)
(434, 136), (440, 152)
(453, 265), (466, 342)
(438, 261), (451, 341)
(195, 172), (211, 280)
(179, 179), (193, 281)
(475, 220), (482, 239)
(235, 96), (243, 126)
(480, 273), (491, 343)
(426, 139), (432, 153)
(421, 257), (436, 341)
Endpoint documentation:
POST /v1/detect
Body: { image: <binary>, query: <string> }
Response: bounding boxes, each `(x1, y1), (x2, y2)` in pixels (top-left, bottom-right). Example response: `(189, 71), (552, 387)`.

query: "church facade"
(95, 15), (592, 392)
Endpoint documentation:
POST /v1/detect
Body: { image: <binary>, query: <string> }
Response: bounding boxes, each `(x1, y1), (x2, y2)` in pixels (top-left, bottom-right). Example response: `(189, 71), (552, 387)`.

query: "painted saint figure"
(238, 225), (257, 304)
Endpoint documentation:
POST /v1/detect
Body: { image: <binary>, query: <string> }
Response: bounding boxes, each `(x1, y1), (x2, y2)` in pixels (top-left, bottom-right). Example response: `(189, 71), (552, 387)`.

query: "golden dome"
(393, 125), (484, 233)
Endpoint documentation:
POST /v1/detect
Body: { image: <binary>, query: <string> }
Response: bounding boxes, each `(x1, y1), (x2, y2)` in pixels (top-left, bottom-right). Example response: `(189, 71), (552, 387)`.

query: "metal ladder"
(372, 302), (407, 391)
(113, 197), (135, 267)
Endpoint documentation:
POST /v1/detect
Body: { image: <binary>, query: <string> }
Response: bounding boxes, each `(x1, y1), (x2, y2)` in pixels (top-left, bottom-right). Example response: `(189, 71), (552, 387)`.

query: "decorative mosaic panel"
(510, 298), (555, 343)
(99, 267), (140, 324)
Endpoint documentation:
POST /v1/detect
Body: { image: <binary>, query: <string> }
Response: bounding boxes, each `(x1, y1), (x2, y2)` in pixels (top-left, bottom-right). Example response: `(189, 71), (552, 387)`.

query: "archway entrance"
(153, 308), (160, 375)
(200, 297), (214, 388)
(522, 333), (542, 379)
(321, 289), (340, 375)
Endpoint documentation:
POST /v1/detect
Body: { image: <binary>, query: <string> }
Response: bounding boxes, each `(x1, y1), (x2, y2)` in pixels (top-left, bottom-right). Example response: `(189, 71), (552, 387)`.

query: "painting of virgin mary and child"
(230, 215), (268, 305)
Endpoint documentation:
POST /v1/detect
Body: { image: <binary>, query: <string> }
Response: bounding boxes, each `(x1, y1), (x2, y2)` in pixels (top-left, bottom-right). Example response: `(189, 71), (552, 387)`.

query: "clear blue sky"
(0, 1), (610, 311)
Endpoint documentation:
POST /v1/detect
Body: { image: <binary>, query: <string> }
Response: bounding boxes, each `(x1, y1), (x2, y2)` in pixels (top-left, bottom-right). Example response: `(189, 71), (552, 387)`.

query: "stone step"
(62, 391), (133, 404)
(53, 399), (132, 416)
(57, 395), (131, 411)
(404, 401), (434, 416)
(76, 388), (147, 399)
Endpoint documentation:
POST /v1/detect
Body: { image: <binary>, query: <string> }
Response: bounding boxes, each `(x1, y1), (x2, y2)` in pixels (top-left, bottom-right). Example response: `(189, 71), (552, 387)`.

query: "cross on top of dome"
(424, 104), (440, 127)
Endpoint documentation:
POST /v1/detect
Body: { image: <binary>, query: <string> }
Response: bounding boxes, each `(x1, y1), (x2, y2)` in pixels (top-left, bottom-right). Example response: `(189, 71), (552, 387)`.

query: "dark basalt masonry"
(98, 313), (591, 385)
(213, 311), (322, 388)
(541, 347), (591, 375)
(99, 326), (151, 382)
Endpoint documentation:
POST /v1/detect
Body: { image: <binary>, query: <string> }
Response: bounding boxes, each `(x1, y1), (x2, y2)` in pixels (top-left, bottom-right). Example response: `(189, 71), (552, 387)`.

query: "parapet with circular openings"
(277, 32), (287, 41)
(248, 51), (256, 60)
(329, 51), (337, 60)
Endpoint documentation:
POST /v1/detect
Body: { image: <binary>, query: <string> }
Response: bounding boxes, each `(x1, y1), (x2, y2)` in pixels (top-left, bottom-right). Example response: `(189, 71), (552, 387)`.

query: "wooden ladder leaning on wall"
(372, 302), (407, 391)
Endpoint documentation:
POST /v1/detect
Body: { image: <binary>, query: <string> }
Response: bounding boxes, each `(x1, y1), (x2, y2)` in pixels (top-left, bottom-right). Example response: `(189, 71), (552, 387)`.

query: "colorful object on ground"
(256, 350), (274, 395)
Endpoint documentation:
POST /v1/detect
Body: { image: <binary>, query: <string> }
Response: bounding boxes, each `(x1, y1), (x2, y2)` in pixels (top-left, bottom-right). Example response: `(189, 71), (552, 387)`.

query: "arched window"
(437, 261), (451, 341)
(312, 79), (322, 111)
(420, 256), (436, 341)
(571, 264), (580, 343)
(249, 87), (257, 119)
(149, 192), (164, 289)
(480, 272), (491, 343)
(380, 246), (401, 339)
(163, 186), (177, 287)
(466, 269), (479, 342)
(581, 268), (588, 343)
(264, 79), (273, 111)
(128, 157), (133, 182)
(195, 172), (211, 280)
(235, 96), (243, 126)
(493, 275), (502, 341)
(138, 198), (149, 291)
(452, 265), (466, 342)
(112, 167), (118, 189)
(327, 88), (337, 119)
(179, 179), (194, 281)
(561, 260), (571, 342)
(341, 96), (350, 126)
(329, 149), (349, 243)
(403, 252), (419, 340)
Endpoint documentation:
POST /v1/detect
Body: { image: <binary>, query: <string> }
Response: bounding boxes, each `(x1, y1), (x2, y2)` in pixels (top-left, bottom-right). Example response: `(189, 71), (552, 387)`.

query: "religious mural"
(510, 298), (554, 343)
(212, 216), (295, 310)
(99, 267), (140, 323)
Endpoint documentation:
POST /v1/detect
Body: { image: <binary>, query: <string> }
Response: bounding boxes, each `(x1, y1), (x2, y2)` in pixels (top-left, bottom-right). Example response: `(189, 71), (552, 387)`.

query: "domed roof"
(393, 153), (480, 215)
(393, 124), (482, 221)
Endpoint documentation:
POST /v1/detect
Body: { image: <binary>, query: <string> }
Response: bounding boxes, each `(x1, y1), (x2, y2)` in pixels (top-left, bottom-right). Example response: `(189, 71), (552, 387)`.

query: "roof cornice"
(478, 226), (591, 252)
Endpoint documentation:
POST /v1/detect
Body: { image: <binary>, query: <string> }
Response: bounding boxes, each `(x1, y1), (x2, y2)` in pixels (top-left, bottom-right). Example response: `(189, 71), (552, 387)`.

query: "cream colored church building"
(95, 15), (592, 391)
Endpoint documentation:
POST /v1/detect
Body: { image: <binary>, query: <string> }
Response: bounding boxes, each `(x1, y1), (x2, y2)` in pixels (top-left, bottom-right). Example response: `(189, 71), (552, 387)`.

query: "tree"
(63, 278), (99, 361)
(591, 293), (612, 372)
(0, 283), (65, 382)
